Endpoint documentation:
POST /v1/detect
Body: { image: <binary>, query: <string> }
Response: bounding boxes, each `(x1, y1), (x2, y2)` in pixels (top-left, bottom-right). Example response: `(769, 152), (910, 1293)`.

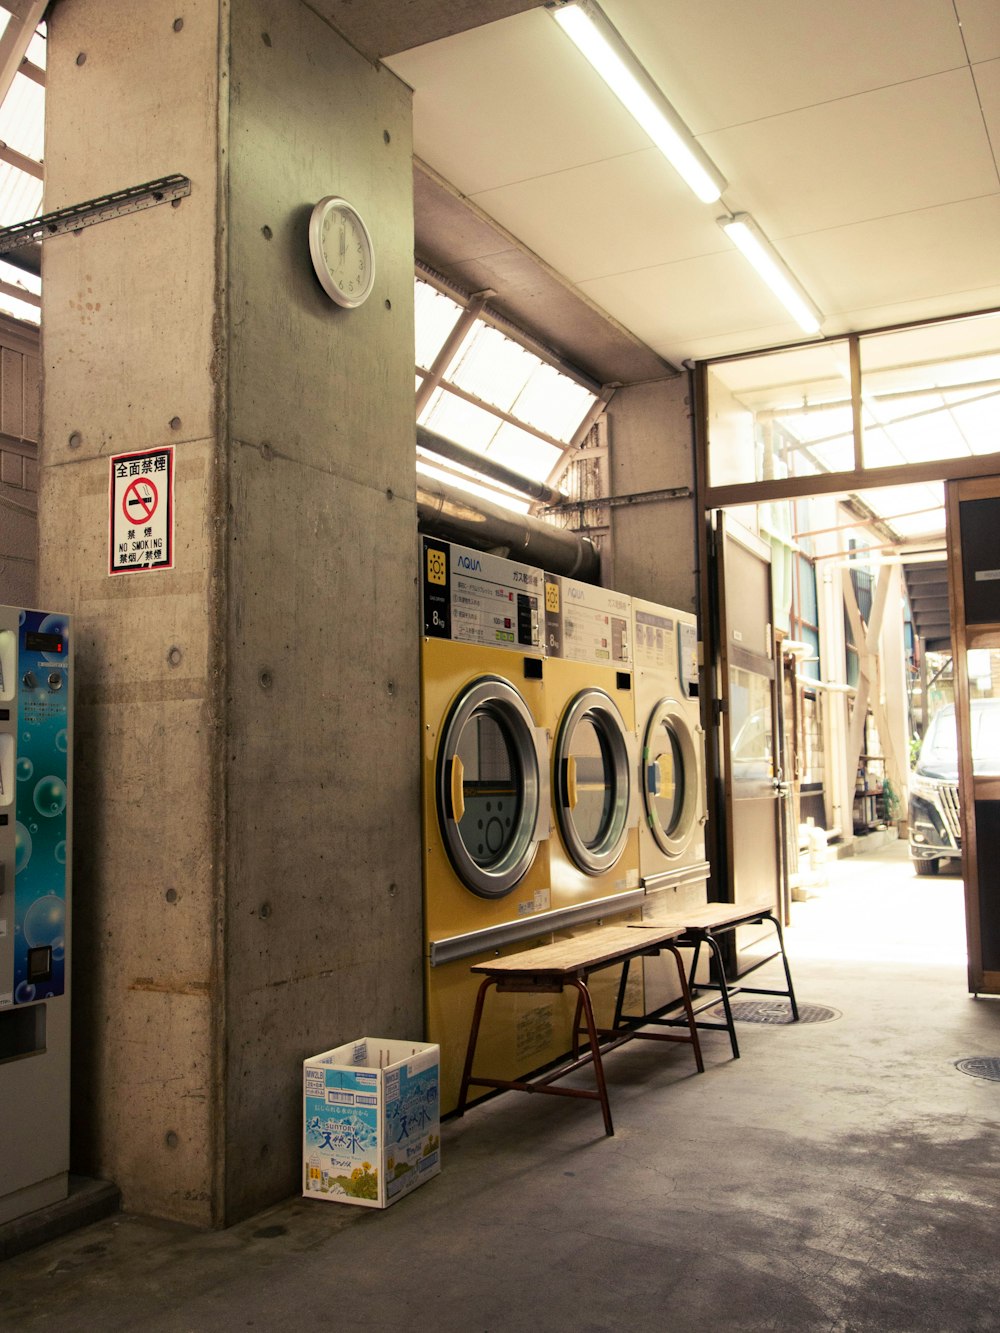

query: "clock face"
(308, 196), (375, 308)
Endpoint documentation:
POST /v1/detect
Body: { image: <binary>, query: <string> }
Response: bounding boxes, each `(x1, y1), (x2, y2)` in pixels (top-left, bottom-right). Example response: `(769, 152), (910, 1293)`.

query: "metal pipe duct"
(417, 425), (564, 507)
(416, 475), (601, 583)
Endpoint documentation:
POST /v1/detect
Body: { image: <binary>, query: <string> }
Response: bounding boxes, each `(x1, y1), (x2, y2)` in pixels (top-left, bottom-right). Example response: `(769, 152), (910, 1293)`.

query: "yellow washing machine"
(542, 575), (644, 1020)
(420, 537), (573, 1114)
(632, 596), (711, 1010)
(542, 574), (641, 913)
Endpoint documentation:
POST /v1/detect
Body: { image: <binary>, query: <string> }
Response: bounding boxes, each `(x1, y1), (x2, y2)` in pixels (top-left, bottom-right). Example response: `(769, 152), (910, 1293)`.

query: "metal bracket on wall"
(540, 485), (693, 515)
(0, 174), (192, 255)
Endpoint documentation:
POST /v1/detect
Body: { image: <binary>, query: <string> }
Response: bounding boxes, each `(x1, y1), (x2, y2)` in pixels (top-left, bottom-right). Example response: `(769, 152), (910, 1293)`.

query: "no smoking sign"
(109, 447), (174, 575)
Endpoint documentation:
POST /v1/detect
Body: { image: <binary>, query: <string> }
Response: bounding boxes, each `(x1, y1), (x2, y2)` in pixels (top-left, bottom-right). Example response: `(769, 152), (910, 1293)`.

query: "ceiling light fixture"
(548, 0), (727, 204)
(719, 213), (824, 335)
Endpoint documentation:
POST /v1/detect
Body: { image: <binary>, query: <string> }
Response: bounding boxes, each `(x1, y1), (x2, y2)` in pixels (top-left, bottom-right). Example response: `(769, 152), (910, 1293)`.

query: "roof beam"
(0, 274), (37, 307)
(0, 139), (41, 179)
(19, 55), (42, 86)
(0, 0), (45, 110)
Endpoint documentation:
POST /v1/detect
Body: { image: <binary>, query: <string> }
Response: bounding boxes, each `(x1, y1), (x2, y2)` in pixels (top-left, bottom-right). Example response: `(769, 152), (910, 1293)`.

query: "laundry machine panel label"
(546, 575), (632, 667)
(422, 538), (542, 650)
(634, 609), (674, 669)
(422, 538), (452, 638)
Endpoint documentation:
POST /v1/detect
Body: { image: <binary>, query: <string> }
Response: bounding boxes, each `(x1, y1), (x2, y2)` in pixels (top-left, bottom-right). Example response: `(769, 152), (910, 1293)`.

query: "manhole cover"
(956, 1057), (1000, 1082)
(709, 1000), (840, 1025)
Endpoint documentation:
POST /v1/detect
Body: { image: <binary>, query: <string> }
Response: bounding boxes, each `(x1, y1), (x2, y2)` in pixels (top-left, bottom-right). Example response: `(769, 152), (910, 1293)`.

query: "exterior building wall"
(0, 316), (40, 608)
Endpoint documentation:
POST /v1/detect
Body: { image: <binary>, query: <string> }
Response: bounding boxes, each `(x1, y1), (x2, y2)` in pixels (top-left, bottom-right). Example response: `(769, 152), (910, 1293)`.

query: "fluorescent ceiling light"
(719, 213), (824, 335)
(548, 0), (726, 204)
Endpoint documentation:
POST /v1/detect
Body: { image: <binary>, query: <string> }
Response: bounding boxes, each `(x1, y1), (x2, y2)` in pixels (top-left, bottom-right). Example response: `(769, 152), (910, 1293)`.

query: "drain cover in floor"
(709, 1000), (840, 1025)
(955, 1057), (1000, 1082)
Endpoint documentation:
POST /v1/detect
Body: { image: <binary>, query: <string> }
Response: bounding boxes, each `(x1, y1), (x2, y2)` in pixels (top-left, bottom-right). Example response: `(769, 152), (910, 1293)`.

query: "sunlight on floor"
(785, 837), (968, 967)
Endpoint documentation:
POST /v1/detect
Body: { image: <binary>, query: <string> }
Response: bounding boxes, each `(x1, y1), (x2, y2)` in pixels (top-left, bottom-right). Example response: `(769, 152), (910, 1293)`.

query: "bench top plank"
(631, 901), (776, 934)
(470, 923), (685, 979)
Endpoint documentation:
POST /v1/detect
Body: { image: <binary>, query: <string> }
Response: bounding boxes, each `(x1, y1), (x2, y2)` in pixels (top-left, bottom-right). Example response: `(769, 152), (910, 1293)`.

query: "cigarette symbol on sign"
(123, 477), (158, 524)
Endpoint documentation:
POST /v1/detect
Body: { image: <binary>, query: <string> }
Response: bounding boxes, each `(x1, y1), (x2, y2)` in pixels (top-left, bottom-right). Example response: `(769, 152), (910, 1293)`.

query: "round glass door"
(642, 698), (699, 856)
(436, 676), (544, 899)
(554, 688), (631, 875)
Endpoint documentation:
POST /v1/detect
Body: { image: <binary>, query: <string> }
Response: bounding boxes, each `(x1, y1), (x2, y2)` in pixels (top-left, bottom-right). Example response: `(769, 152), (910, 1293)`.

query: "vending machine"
(0, 606), (72, 1224)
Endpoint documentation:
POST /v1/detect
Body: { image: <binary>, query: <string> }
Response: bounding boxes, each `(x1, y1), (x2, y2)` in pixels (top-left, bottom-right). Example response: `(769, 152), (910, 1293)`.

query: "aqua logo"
(457, 554), (482, 572)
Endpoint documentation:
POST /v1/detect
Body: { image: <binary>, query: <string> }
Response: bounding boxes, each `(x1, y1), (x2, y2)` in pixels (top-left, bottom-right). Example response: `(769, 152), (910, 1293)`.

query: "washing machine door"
(642, 697), (701, 857)
(436, 675), (548, 899)
(554, 688), (633, 876)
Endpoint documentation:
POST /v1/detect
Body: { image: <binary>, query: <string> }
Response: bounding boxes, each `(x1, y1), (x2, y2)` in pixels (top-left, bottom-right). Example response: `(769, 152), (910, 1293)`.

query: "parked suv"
(909, 699), (1000, 875)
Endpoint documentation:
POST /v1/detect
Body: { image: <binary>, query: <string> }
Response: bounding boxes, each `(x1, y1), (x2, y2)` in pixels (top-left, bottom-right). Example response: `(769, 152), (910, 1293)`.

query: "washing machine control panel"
(678, 621), (699, 698)
(544, 575), (631, 667)
(421, 537), (542, 651)
(634, 607), (673, 670)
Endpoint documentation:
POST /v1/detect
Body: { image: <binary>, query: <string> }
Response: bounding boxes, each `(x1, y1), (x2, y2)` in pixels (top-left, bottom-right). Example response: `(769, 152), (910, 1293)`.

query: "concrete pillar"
(39, 0), (419, 1227)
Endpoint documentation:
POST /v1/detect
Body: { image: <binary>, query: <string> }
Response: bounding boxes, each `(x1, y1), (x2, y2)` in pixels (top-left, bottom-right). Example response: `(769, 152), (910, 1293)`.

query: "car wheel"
(913, 857), (940, 876)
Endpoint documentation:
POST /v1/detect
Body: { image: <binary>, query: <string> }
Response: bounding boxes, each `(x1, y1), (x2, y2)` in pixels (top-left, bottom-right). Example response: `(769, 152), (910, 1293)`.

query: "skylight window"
(419, 387), (500, 454)
(414, 274), (601, 503)
(416, 458), (531, 515)
(415, 281), (463, 372)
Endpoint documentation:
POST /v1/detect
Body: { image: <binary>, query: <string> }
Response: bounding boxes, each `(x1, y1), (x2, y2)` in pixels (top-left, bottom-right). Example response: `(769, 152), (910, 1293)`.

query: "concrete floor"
(2, 838), (999, 1331)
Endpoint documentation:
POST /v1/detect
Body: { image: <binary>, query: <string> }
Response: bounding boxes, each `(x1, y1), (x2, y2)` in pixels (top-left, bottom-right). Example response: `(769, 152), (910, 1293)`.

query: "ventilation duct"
(416, 475), (600, 582)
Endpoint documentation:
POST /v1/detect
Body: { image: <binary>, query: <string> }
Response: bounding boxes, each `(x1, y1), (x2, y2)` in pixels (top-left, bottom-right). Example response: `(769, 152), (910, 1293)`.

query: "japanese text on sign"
(109, 447), (174, 575)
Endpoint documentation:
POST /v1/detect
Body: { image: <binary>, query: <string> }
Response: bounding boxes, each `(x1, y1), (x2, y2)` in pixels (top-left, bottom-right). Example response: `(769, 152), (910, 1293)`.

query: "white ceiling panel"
(386, 9), (650, 196)
(387, 1), (999, 376)
(470, 149), (723, 283)
(976, 58), (1000, 147)
(705, 69), (998, 237)
(782, 196), (1000, 318)
(577, 248), (810, 352)
(602, 0), (967, 134)
(955, 0), (1000, 62)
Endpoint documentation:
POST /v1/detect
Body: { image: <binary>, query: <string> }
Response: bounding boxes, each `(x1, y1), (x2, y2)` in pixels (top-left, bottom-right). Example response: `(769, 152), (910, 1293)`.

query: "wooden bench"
(617, 901), (799, 1060)
(456, 923), (704, 1137)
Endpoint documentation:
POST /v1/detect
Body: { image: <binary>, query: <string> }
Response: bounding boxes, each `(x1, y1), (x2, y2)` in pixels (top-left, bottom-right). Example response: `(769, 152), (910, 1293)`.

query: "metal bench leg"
(704, 931), (740, 1059)
(766, 912), (800, 1021)
(571, 990), (585, 1058)
(569, 978), (614, 1136)
(457, 975), (497, 1115)
(664, 943), (704, 1074)
(686, 936), (703, 993)
(613, 958), (633, 1030)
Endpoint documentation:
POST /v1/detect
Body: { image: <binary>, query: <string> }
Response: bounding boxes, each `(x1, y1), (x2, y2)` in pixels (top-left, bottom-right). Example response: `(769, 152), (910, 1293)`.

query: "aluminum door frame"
(709, 512), (786, 965)
(946, 476), (1000, 996)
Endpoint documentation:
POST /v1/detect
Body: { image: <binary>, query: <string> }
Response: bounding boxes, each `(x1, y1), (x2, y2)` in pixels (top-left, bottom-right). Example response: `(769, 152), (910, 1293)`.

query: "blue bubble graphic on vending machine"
(33, 775), (67, 818)
(14, 820), (31, 871)
(23, 894), (66, 951)
(13, 607), (69, 1003)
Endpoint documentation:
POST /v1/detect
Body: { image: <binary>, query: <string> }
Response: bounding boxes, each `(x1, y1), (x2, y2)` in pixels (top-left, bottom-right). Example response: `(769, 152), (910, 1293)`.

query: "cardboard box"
(303, 1038), (440, 1208)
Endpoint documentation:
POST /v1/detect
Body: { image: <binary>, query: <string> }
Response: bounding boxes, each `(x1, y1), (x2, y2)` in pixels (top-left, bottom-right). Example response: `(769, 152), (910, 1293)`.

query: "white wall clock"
(308, 195), (376, 309)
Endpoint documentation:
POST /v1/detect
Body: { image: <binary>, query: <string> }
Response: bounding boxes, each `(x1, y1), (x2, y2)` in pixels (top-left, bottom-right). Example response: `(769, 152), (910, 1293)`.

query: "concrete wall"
(41, 0), (224, 1225)
(606, 374), (699, 613)
(0, 316), (40, 608)
(222, 0), (420, 1221)
(40, 0), (419, 1227)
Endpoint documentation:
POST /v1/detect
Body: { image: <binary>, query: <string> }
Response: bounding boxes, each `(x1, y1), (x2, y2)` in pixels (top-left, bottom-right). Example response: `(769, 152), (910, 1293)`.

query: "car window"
(920, 709), (956, 766)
